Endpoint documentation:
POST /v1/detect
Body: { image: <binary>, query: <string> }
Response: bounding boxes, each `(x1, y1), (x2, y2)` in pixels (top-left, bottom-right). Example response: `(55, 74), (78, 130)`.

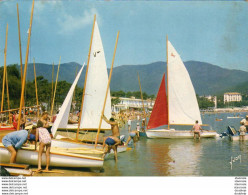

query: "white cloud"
(1, 1), (16, 15)
(34, 0), (63, 13)
(31, 1), (99, 34)
(57, 8), (99, 34)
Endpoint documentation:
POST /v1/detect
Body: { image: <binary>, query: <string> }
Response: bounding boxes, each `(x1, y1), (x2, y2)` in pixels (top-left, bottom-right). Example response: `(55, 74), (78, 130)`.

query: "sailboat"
(146, 39), (218, 139)
(51, 19), (127, 153)
(55, 21), (111, 132)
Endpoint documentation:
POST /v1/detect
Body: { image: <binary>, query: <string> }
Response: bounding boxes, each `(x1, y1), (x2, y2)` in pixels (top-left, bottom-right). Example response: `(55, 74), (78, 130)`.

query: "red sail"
(147, 74), (168, 129)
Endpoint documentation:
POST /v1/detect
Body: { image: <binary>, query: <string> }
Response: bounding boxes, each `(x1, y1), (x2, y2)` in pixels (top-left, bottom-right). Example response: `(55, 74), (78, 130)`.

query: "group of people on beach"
(2, 111), (52, 172)
(102, 115), (143, 162)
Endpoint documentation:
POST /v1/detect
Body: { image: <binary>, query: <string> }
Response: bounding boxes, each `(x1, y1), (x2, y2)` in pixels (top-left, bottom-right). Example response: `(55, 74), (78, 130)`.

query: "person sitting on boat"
(102, 136), (121, 162)
(240, 115), (248, 132)
(68, 112), (78, 124)
(35, 120), (52, 172)
(239, 122), (246, 141)
(191, 120), (203, 140)
(2, 129), (32, 163)
(102, 115), (120, 138)
(125, 130), (139, 148)
(40, 111), (53, 138)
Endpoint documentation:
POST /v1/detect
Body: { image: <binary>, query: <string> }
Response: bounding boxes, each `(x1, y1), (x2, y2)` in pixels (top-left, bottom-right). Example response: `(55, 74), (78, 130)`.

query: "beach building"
(112, 96), (154, 113)
(224, 92), (242, 103)
(201, 95), (217, 108)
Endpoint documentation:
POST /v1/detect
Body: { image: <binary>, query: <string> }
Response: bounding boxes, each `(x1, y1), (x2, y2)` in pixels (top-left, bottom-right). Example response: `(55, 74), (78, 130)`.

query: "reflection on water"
(146, 139), (172, 176)
(168, 139), (202, 176)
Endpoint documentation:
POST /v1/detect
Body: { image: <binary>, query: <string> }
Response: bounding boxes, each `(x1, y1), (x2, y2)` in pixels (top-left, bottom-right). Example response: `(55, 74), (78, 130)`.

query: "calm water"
(38, 112), (248, 176)
(101, 112), (248, 176)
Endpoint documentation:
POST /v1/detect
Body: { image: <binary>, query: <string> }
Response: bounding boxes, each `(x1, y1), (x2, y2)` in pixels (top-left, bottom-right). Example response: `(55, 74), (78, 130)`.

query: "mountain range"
(16, 61), (248, 96)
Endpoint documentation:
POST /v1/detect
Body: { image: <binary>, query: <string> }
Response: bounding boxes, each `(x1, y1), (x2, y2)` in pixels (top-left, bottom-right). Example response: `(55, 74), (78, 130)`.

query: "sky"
(0, 0), (248, 71)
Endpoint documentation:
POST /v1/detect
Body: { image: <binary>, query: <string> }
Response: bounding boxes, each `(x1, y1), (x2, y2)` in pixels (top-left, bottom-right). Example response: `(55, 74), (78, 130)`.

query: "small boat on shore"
(0, 125), (15, 131)
(0, 143), (103, 168)
(52, 136), (127, 153)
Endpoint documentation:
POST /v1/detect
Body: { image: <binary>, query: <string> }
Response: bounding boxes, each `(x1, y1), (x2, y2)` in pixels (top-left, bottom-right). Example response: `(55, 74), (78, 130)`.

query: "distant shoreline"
(201, 108), (248, 114)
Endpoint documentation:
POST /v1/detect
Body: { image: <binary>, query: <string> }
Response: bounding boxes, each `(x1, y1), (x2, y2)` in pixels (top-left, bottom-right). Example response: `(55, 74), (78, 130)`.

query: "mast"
(51, 62), (54, 109)
(72, 65), (78, 113)
(33, 58), (39, 118)
(76, 14), (96, 141)
(17, 3), (23, 83)
(17, 0), (34, 130)
(137, 72), (147, 130)
(5, 27), (10, 122)
(95, 31), (120, 147)
(50, 57), (61, 116)
(166, 35), (170, 129)
(1, 24), (8, 113)
(6, 69), (10, 121)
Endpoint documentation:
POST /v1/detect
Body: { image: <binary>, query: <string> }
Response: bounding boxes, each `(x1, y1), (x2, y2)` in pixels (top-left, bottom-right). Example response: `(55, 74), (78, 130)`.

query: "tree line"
(111, 90), (155, 100)
(1, 65), (247, 111)
(0, 65), (83, 111)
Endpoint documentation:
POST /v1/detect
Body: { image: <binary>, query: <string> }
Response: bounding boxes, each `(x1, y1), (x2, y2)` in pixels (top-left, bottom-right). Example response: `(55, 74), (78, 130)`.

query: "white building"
(112, 96), (155, 113)
(224, 92), (242, 103)
(203, 95), (217, 108)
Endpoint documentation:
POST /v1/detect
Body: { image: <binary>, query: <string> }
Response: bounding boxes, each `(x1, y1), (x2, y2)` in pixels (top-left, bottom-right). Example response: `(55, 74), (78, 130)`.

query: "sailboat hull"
(0, 144), (103, 168)
(51, 139), (127, 153)
(0, 126), (15, 131)
(230, 134), (248, 141)
(146, 129), (218, 139)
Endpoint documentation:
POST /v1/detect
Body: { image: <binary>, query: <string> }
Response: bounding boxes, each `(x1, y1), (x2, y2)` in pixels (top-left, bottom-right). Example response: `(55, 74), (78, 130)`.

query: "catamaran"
(146, 38), (218, 139)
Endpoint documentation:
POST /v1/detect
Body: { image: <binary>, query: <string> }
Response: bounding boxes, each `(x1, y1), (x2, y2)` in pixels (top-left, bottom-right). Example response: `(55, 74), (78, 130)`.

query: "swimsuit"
(239, 126), (246, 136)
(105, 137), (116, 146)
(38, 127), (51, 144)
(129, 132), (136, 138)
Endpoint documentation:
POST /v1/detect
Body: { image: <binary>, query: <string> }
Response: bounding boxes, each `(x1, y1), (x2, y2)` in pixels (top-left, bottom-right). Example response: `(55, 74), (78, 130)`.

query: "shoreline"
(201, 108), (248, 114)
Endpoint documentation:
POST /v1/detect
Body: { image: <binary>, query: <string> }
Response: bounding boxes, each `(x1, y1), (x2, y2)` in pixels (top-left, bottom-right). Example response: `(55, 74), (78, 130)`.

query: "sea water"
(34, 112), (248, 176)
(101, 112), (248, 176)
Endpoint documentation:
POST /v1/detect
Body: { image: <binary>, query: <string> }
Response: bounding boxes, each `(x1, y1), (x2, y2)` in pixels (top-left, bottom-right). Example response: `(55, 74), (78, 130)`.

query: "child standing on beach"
(36, 120), (51, 172)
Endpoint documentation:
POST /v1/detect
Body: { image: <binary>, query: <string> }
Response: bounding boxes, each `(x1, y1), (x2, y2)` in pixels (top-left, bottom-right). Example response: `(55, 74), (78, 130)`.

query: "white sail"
(51, 64), (85, 136)
(167, 41), (202, 125)
(80, 21), (111, 130)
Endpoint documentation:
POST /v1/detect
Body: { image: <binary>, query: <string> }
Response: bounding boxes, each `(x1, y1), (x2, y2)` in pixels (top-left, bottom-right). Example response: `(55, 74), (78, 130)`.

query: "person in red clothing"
(13, 113), (26, 130)
(191, 120), (203, 140)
